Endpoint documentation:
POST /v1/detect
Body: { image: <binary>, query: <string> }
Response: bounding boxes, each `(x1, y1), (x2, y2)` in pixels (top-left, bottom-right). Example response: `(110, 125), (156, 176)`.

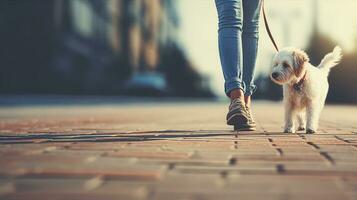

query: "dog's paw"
(306, 129), (316, 134)
(284, 128), (295, 133)
(298, 126), (305, 131)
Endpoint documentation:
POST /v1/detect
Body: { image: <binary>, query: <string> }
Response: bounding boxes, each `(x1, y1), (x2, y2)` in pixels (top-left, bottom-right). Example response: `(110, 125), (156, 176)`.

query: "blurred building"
(0, 0), (119, 93)
(0, 0), (213, 97)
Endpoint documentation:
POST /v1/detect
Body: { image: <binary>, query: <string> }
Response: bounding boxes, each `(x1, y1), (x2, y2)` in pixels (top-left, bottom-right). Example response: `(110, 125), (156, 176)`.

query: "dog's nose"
(271, 72), (279, 79)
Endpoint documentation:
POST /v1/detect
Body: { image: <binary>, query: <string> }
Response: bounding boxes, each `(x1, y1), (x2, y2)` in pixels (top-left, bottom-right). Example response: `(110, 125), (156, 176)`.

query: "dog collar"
(293, 72), (307, 92)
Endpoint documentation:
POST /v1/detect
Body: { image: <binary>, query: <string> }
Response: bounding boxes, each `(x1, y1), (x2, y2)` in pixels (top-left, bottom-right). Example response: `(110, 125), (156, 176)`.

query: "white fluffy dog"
(270, 46), (342, 134)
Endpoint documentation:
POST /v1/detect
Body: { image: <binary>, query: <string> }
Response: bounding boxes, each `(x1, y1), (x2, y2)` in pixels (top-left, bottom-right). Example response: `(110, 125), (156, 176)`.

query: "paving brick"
(106, 151), (193, 160)
(137, 158), (229, 166)
(2, 193), (145, 200)
(0, 182), (15, 196)
(225, 174), (345, 194)
(232, 154), (325, 162)
(173, 165), (277, 175)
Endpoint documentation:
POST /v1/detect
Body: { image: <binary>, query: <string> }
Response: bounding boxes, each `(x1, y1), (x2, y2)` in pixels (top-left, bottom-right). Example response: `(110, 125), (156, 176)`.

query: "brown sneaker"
(226, 99), (255, 131)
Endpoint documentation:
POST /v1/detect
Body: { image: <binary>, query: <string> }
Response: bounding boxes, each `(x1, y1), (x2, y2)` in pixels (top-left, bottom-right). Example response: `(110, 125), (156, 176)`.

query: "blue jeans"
(215, 0), (261, 97)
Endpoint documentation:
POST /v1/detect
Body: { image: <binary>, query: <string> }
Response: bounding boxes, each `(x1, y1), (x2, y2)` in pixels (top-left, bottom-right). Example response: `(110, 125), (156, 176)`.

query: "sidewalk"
(0, 101), (356, 200)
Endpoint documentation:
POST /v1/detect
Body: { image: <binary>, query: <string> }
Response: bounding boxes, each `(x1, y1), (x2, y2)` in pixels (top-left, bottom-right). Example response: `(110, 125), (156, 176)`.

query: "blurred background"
(0, 0), (356, 103)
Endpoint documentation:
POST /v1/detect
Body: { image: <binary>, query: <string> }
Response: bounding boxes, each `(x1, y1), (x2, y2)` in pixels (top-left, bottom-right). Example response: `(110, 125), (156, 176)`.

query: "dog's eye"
(283, 63), (289, 68)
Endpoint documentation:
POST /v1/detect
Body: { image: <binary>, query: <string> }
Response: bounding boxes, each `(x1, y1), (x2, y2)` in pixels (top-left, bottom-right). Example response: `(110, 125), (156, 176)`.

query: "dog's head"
(270, 48), (309, 85)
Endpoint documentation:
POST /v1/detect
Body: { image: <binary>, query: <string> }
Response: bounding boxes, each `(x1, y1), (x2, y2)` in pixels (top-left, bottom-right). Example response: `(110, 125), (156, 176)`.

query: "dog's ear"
(293, 50), (309, 78)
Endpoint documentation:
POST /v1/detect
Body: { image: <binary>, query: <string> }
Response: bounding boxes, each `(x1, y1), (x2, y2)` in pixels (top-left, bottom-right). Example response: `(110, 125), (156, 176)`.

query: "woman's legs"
(242, 0), (261, 107)
(215, 0), (259, 130)
(215, 0), (254, 130)
(215, 0), (244, 101)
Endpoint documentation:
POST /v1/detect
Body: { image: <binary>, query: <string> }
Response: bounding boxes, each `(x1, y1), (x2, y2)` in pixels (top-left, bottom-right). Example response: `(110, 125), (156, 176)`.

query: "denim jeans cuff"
(225, 81), (244, 97)
(245, 85), (257, 96)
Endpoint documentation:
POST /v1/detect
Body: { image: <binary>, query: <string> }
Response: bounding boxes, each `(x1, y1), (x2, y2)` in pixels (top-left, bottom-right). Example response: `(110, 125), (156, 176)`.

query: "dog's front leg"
(306, 103), (320, 134)
(284, 103), (296, 133)
(297, 111), (306, 131)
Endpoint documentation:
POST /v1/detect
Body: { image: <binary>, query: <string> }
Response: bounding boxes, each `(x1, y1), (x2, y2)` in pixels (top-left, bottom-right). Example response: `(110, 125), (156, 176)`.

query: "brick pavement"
(0, 101), (356, 200)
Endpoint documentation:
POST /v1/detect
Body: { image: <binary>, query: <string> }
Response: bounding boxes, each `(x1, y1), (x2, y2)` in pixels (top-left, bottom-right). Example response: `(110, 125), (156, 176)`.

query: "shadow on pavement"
(0, 130), (238, 144)
(0, 129), (296, 144)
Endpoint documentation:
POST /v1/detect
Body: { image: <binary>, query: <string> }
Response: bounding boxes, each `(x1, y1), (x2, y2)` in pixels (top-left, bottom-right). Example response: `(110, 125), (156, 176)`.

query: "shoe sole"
(234, 124), (256, 131)
(227, 113), (248, 126)
(227, 113), (256, 131)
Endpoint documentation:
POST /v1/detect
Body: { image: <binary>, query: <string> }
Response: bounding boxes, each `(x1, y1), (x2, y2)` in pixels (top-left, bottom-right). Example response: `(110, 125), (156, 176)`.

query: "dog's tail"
(318, 46), (342, 74)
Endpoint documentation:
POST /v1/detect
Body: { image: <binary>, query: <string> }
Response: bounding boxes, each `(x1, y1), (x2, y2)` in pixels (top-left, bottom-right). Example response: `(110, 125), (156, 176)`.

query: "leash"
(261, 0), (307, 91)
(261, 0), (279, 52)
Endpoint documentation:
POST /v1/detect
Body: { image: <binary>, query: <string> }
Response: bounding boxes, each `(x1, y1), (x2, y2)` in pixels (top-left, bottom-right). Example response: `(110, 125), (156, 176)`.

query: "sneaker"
(226, 99), (255, 131)
(245, 106), (256, 127)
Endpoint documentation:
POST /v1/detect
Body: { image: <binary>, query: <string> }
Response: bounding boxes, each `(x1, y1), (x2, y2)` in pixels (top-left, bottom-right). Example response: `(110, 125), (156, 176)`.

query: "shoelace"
(245, 106), (255, 123)
(229, 99), (243, 110)
(229, 99), (249, 117)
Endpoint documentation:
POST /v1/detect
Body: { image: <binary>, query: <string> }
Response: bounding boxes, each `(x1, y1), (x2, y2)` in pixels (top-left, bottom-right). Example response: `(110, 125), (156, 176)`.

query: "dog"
(270, 46), (342, 134)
